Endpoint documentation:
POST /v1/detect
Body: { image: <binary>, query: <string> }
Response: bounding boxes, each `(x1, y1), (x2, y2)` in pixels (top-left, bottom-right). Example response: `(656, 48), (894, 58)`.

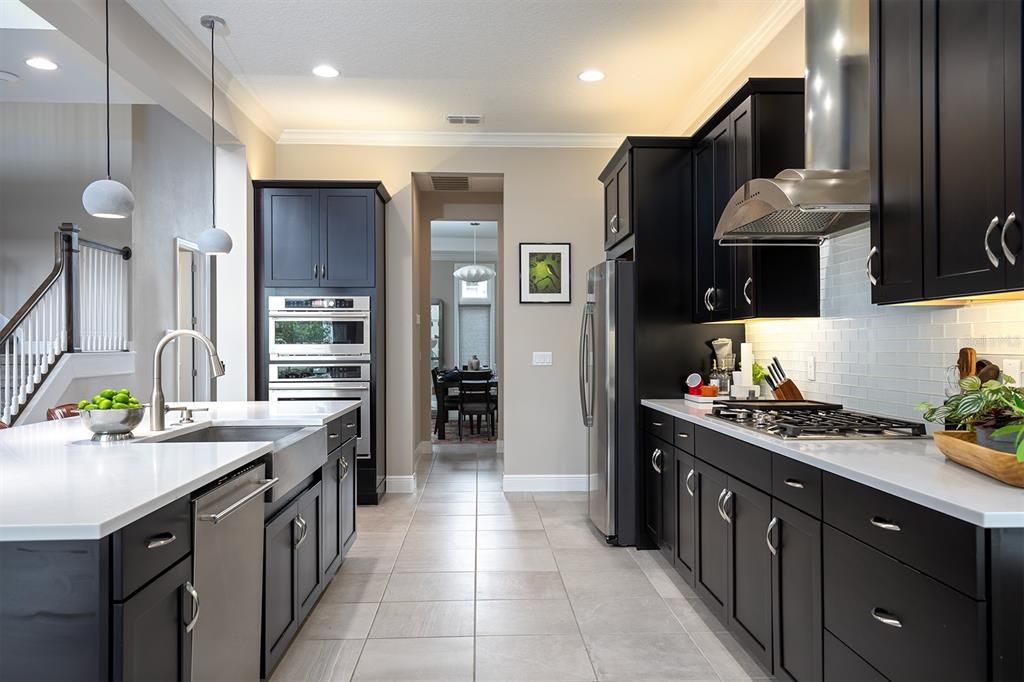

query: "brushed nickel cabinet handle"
(784, 478), (805, 489)
(1001, 212), (1018, 265)
(870, 516), (901, 532)
(685, 468), (695, 497)
(766, 517), (779, 556)
(743, 276), (753, 305)
(146, 532), (177, 550)
(651, 421), (664, 427)
(866, 246), (879, 286)
(871, 607), (902, 628)
(677, 432), (689, 439)
(652, 448), (663, 474)
(609, 214), (619, 234)
(985, 216), (1001, 268)
(184, 581), (200, 633)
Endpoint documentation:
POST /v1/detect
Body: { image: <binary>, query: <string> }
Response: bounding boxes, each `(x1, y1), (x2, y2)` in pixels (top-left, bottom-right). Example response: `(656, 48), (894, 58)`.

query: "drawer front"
(772, 455), (822, 518)
(822, 473), (985, 598)
(340, 409), (359, 443)
(823, 630), (885, 682)
(673, 417), (695, 453)
(326, 417), (343, 451)
(694, 427), (771, 493)
(113, 495), (192, 600)
(644, 407), (673, 444)
(823, 526), (986, 681)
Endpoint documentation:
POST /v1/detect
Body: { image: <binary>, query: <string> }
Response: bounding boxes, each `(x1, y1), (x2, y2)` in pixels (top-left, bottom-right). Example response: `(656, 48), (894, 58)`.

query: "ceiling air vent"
(431, 175), (471, 191)
(446, 114), (483, 125)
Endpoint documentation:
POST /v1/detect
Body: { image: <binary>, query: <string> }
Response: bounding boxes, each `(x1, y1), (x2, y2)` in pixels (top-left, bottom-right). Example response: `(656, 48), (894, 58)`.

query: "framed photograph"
(519, 242), (571, 304)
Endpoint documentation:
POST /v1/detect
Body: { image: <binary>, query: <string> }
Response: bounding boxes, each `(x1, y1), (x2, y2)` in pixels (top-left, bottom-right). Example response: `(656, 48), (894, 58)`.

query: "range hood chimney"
(714, 0), (870, 244)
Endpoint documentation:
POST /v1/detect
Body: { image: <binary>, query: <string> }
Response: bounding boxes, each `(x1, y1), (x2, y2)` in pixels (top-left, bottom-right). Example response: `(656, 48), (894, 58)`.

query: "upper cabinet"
(691, 82), (820, 322)
(870, 0), (1024, 303)
(603, 158), (633, 250)
(258, 182), (389, 290)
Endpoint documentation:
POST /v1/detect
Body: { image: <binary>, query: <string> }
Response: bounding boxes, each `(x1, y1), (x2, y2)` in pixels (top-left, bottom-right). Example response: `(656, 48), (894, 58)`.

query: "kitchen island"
(640, 398), (1024, 682)
(0, 400), (360, 681)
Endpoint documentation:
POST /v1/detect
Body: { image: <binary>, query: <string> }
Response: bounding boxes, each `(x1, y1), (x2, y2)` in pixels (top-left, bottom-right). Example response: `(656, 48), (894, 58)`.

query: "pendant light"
(82, 0), (135, 219)
(453, 222), (495, 283)
(196, 15), (233, 255)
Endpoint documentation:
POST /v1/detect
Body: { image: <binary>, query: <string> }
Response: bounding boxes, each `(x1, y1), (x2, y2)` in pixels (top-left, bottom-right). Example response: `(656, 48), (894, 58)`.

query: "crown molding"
(671, 0), (803, 134)
(278, 129), (626, 149)
(125, 0), (280, 141)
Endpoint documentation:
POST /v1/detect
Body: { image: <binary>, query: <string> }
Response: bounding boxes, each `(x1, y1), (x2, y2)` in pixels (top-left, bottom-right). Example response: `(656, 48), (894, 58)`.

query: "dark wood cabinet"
(725, 476), (773, 670)
(603, 159), (632, 250)
(675, 449), (697, 584)
(691, 84), (817, 322)
(263, 500), (300, 676)
(322, 448), (342, 578)
(694, 458), (729, 619)
(113, 557), (193, 682)
(642, 434), (662, 545)
(320, 189), (376, 288)
(659, 441), (676, 565)
(262, 188), (320, 287)
(771, 500), (823, 682)
(341, 441), (357, 554)
(296, 482), (323, 623)
(871, 0), (1024, 302)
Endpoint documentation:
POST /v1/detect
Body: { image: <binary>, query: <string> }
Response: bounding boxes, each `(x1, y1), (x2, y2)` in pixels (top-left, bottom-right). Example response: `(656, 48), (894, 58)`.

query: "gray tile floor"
(271, 444), (767, 681)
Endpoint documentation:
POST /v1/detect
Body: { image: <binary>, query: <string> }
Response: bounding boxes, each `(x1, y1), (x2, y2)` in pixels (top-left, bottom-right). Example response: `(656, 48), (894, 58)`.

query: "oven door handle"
(268, 383), (370, 391)
(270, 312), (369, 320)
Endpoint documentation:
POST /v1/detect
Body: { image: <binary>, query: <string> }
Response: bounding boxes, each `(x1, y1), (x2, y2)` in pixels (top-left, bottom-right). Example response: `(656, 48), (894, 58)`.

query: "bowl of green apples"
(78, 388), (145, 441)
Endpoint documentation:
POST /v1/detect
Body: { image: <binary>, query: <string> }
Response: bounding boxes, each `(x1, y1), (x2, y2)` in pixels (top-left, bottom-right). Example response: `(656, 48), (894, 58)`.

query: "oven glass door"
(270, 315), (369, 356)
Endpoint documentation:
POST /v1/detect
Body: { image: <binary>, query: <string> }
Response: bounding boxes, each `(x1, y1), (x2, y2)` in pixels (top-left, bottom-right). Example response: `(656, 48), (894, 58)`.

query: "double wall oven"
(268, 296), (371, 458)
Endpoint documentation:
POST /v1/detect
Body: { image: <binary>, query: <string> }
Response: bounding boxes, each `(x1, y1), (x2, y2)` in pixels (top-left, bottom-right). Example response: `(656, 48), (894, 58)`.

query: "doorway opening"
(174, 238), (214, 401)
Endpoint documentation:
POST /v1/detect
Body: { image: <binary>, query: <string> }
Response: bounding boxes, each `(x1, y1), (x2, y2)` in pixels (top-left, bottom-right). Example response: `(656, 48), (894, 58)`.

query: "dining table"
(434, 375), (499, 440)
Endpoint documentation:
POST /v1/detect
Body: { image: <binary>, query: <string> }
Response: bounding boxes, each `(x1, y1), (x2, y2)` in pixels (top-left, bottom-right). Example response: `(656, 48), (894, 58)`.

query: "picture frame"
(519, 242), (571, 304)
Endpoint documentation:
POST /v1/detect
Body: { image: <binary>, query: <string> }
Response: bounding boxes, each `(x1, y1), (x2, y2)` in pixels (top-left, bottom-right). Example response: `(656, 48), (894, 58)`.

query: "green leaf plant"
(918, 374), (1024, 462)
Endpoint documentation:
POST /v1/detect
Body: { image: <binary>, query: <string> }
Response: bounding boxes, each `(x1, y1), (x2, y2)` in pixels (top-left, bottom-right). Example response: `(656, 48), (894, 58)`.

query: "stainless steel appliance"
(709, 400), (926, 439)
(268, 361), (370, 458)
(268, 296), (370, 359)
(579, 260), (636, 545)
(192, 462), (277, 681)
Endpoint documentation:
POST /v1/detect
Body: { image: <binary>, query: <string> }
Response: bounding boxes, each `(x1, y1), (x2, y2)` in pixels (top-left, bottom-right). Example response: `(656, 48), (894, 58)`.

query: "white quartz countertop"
(0, 400), (360, 541)
(642, 399), (1024, 528)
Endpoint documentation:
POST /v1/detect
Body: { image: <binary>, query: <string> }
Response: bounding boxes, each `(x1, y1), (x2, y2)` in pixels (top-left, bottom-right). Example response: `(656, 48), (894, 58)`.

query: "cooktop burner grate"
(709, 402), (927, 439)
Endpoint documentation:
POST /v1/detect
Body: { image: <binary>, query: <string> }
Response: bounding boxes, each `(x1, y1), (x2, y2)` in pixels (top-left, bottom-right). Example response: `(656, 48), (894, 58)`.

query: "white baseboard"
(386, 474), (418, 494)
(502, 474), (588, 492)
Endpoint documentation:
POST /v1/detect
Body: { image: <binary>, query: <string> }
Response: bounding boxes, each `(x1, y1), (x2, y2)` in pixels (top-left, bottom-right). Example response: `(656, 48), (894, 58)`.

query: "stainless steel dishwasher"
(191, 462), (277, 681)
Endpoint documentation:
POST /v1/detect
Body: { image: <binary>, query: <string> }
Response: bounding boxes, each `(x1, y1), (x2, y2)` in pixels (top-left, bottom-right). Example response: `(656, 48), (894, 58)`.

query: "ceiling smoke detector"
(446, 114), (483, 125)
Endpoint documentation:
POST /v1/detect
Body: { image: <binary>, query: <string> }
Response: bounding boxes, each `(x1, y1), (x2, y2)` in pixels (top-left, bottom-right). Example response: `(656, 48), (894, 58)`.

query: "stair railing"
(0, 223), (131, 424)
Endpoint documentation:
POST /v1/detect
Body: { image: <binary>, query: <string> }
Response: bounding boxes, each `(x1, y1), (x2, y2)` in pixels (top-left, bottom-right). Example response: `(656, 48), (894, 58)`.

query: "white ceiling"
(431, 220), (498, 239)
(148, 0), (801, 138)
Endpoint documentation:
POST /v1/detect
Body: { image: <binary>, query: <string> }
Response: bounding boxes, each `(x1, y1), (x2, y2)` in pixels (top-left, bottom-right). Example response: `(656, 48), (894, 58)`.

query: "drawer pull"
(146, 532), (177, 550)
(651, 448), (663, 474)
(677, 432), (689, 439)
(766, 517), (779, 556)
(328, 432), (341, 439)
(685, 468), (695, 497)
(784, 478), (805, 489)
(184, 581), (200, 633)
(717, 489), (733, 524)
(651, 421), (664, 427)
(345, 423), (357, 429)
(871, 607), (903, 628)
(294, 515), (308, 548)
(869, 516), (901, 532)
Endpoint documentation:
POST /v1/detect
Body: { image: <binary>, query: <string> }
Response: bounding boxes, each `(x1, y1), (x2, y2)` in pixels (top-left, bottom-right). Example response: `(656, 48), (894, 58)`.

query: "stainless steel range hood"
(715, 0), (870, 244)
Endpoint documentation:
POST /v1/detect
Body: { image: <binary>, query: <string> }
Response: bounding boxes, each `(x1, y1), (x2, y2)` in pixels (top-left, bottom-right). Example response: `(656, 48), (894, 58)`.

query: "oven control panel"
(269, 295), (371, 312)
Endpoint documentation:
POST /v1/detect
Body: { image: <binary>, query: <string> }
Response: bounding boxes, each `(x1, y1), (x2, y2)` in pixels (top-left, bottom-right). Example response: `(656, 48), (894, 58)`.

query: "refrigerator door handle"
(578, 303), (593, 426)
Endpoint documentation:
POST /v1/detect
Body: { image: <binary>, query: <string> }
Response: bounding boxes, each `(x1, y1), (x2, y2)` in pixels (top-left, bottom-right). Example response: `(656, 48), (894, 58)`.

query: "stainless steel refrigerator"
(579, 260), (636, 545)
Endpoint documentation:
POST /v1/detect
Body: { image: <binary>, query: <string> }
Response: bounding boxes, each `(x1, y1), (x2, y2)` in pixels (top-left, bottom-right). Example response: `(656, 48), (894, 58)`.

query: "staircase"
(0, 223), (131, 425)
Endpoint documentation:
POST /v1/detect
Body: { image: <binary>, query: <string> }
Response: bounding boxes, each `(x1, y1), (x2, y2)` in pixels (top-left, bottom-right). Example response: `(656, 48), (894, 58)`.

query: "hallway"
(271, 444), (762, 681)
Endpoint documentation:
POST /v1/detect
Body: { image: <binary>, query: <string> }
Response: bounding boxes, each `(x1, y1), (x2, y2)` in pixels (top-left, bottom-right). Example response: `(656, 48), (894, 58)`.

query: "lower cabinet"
(113, 556), (193, 682)
(659, 443), (676, 564)
(724, 477), (773, 670)
(675, 450), (697, 584)
(323, 439), (358, 580)
(770, 500), (823, 682)
(694, 459), (729, 619)
(642, 434), (663, 546)
(296, 483), (324, 623)
(341, 442), (357, 554)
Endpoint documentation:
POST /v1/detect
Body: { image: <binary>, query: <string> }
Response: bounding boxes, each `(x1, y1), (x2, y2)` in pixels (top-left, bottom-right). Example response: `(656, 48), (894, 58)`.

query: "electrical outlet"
(1001, 358), (1022, 383)
(807, 355), (816, 382)
(532, 351), (552, 366)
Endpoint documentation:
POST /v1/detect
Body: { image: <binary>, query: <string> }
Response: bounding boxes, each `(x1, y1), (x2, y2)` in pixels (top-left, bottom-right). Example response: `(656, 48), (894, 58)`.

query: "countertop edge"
(641, 398), (1024, 528)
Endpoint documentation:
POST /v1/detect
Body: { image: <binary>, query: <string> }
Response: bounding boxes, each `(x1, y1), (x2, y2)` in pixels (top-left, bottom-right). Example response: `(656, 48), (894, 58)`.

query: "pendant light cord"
(209, 20), (216, 229)
(105, 0), (111, 179)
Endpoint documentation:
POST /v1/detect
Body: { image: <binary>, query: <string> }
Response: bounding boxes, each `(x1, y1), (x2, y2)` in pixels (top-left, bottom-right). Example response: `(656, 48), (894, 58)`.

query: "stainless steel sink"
(160, 425), (326, 501)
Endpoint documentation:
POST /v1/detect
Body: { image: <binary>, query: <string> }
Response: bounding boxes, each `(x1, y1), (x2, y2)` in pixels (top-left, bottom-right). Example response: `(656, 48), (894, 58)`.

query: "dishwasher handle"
(198, 478), (279, 524)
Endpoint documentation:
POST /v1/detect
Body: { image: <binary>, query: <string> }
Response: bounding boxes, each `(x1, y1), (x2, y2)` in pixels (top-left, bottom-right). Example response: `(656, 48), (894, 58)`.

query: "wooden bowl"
(933, 431), (1024, 488)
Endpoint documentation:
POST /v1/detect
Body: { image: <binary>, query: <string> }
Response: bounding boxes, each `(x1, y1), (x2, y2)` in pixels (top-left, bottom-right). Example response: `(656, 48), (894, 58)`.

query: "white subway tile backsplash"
(744, 229), (1024, 422)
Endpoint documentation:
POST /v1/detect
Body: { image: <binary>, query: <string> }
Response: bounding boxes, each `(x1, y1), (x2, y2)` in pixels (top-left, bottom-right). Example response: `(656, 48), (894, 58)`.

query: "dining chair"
(457, 379), (497, 440)
(430, 367), (460, 438)
(47, 403), (81, 421)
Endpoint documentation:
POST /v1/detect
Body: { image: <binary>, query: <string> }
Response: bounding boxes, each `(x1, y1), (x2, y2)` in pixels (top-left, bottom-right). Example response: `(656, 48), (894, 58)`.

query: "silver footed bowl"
(80, 407), (146, 441)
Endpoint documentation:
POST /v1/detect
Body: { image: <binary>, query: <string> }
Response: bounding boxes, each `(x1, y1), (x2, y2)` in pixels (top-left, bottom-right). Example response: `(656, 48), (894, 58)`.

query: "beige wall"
(276, 145), (608, 481)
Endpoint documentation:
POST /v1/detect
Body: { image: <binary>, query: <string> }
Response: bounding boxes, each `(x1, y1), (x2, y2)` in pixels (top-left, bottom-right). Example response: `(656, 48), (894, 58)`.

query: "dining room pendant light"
(82, 0), (135, 219)
(453, 222), (495, 283)
(196, 15), (233, 255)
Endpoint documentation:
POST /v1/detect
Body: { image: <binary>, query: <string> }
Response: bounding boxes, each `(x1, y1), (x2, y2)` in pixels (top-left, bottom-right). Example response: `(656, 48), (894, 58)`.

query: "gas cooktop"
(709, 400), (927, 440)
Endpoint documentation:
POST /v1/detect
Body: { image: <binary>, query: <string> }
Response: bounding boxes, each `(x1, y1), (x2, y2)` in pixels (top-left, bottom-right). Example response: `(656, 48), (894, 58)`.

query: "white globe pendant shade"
(453, 263), (496, 283)
(197, 226), (233, 255)
(82, 178), (135, 219)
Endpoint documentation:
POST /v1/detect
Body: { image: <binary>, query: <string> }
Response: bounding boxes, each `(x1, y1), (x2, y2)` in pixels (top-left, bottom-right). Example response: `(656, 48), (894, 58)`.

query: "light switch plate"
(532, 351), (553, 366)
(807, 355), (816, 381)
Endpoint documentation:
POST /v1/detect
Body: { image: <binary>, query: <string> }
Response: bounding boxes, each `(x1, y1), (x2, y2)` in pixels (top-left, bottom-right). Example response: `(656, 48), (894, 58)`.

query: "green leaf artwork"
(528, 252), (562, 295)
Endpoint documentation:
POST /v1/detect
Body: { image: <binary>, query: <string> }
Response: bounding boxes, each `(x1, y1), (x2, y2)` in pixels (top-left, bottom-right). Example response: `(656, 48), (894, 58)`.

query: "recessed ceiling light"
(25, 56), (58, 70)
(312, 64), (339, 78)
(578, 69), (604, 82)
(0, 71), (20, 82)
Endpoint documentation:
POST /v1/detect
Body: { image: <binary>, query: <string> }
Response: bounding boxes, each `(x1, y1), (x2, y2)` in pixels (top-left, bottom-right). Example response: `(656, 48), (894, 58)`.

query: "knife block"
(772, 379), (804, 400)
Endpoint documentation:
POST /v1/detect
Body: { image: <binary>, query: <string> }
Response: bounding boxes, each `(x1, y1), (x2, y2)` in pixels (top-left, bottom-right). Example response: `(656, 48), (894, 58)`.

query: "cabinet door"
(296, 482), (323, 623)
(694, 140), (716, 323)
(726, 476), (773, 671)
(771, 500), (823, 682)
(262, 188), (320, 287)
(615, 160), (632, 243)
(870, 0), (925, 303)
(710, 119), (735, 318)
(694, 459), (728, 618)
(921, 0), (1008, 298)
(263, 503), (298, 676)
(1004, 1), (1024, 290)
(113, 557), (192, 682)
(642, 435), (662, 546)
(320, 189), (375, 288)
(659, 444), (676, 565)
(675, 450), (697, 585)
(604, 169), (620, 249)
(731, 98), (756, 319)
(322, 450), (342, 580)
(341, 441), (358, 555)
